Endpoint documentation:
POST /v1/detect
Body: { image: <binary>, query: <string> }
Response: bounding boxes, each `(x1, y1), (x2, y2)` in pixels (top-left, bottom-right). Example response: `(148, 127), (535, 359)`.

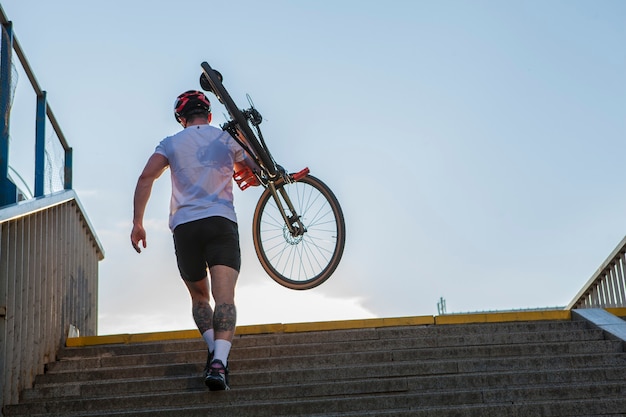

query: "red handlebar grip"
(292, 167), (310, 181)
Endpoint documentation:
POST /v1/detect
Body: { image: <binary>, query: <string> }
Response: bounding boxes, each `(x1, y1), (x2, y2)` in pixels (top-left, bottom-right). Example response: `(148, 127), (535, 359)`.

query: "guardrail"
(567, 235), (626, 310)
(0, 191), (104, 409)
(1, 4), (72, 207)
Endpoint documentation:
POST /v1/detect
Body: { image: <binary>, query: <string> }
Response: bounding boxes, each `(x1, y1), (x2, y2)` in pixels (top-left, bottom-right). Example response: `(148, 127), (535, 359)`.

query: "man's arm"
(233, 154), (257, 174)
(131, 153), (169, 253)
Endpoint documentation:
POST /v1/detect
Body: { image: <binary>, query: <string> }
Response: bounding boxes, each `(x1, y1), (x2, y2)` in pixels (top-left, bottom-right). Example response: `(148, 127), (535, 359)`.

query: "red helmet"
(174, 90), (211, 123)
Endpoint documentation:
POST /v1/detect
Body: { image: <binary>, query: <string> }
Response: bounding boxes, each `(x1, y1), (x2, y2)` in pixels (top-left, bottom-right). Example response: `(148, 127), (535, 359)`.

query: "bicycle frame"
(200, 62), (307, 239)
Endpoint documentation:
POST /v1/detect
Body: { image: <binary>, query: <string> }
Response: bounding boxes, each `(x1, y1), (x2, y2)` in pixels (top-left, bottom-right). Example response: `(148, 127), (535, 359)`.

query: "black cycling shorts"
(172, 216), (241, 282)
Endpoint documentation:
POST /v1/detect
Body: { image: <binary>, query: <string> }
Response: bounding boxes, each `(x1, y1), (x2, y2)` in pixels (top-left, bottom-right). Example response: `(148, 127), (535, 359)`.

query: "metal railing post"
(64, 147), (72, 190)
(35, 92), (47, 197)
(1, 20), (16, 206)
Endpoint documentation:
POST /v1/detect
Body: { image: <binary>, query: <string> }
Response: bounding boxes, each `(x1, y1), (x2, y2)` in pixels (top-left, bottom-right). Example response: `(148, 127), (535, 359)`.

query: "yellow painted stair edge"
(435, 309), (571, 325)
(66, 309), (582, 348)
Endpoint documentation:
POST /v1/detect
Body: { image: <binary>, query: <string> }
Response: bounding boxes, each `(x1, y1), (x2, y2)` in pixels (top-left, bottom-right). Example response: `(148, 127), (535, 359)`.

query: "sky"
(1, 0), (625, 335)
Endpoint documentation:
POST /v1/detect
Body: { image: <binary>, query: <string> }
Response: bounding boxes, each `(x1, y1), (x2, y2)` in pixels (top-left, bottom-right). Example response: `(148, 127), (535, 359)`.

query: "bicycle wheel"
(252, 175), (346, 290)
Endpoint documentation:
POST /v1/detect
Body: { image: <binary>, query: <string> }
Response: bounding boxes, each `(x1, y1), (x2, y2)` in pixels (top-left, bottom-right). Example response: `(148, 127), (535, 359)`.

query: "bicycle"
(199, 61), (346, 290)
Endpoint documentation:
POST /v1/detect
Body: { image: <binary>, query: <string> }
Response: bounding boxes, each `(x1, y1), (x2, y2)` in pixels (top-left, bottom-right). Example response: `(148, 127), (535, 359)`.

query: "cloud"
(236, 281), (376, 326)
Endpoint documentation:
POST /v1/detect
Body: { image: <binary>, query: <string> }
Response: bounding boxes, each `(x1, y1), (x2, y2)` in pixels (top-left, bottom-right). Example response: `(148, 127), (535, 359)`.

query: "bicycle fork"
(267, 181), (307, 239)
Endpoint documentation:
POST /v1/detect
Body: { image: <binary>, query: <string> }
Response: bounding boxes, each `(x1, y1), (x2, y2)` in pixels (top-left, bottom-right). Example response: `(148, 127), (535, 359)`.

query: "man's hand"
(131, 224), (147, 253)
(131, 153), (168, 254)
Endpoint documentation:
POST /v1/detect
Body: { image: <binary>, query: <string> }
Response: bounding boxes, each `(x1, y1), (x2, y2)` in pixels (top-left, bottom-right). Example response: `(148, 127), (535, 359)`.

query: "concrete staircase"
(5, 311), (626, 416)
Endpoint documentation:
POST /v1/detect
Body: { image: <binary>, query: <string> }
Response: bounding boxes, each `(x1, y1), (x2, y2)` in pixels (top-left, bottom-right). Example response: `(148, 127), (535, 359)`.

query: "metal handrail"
(567, 235), (626, 310)
(0, 4), (69, 151)
(1, 4), (72, 205)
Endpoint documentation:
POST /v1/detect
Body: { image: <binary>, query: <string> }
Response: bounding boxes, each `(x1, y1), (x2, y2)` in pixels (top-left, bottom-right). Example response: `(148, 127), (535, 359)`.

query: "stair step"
(33, 350), (626, 386)
(9, 381), (626, 416)
(21, 365), (626, 402)
(46, 340), (622, 380)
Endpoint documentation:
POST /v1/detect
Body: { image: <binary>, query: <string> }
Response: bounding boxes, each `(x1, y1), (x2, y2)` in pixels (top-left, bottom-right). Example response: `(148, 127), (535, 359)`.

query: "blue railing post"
(64, 147), (72, 190)
(0, 20), (16, 206)
(34, 91), (47, 197)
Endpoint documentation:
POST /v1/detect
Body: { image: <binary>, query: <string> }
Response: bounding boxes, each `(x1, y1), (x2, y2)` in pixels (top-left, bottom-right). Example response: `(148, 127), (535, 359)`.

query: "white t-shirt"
(155, 124), (245, 231)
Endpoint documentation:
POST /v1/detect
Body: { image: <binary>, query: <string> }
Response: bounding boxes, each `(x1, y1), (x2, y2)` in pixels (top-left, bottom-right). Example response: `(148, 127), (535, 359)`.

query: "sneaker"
(205, 359), (230, 391)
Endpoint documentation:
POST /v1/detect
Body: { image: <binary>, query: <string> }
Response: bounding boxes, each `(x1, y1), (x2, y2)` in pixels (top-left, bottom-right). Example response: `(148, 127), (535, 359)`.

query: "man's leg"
(209, 265), (238, 363)
(184, 277), (215, 352)
(204, 265), (238, 390)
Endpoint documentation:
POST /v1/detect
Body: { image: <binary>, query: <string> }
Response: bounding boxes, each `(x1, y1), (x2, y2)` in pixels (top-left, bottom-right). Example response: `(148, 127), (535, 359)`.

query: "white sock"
(213, 339), (232, 366)
(202, 329), (215, 353)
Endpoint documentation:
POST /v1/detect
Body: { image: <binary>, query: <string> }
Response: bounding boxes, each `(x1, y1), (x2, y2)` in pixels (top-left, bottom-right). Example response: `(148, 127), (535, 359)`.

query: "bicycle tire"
(200, 62), (275, 174)
(252, 174), (346, 290)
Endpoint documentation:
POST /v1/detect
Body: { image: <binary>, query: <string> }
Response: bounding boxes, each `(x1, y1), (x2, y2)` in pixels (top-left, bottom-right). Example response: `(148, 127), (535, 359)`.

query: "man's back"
(156, 124), (244, 230)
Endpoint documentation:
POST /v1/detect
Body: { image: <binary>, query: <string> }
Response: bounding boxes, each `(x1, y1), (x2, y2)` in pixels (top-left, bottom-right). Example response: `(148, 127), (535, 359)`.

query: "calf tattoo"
(214, 303), (237, 332)
(192, 301), (214, 334)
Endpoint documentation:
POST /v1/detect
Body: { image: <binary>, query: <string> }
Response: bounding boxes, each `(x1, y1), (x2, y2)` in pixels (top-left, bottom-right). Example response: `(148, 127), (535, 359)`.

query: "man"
(131, 90), (256, 391)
